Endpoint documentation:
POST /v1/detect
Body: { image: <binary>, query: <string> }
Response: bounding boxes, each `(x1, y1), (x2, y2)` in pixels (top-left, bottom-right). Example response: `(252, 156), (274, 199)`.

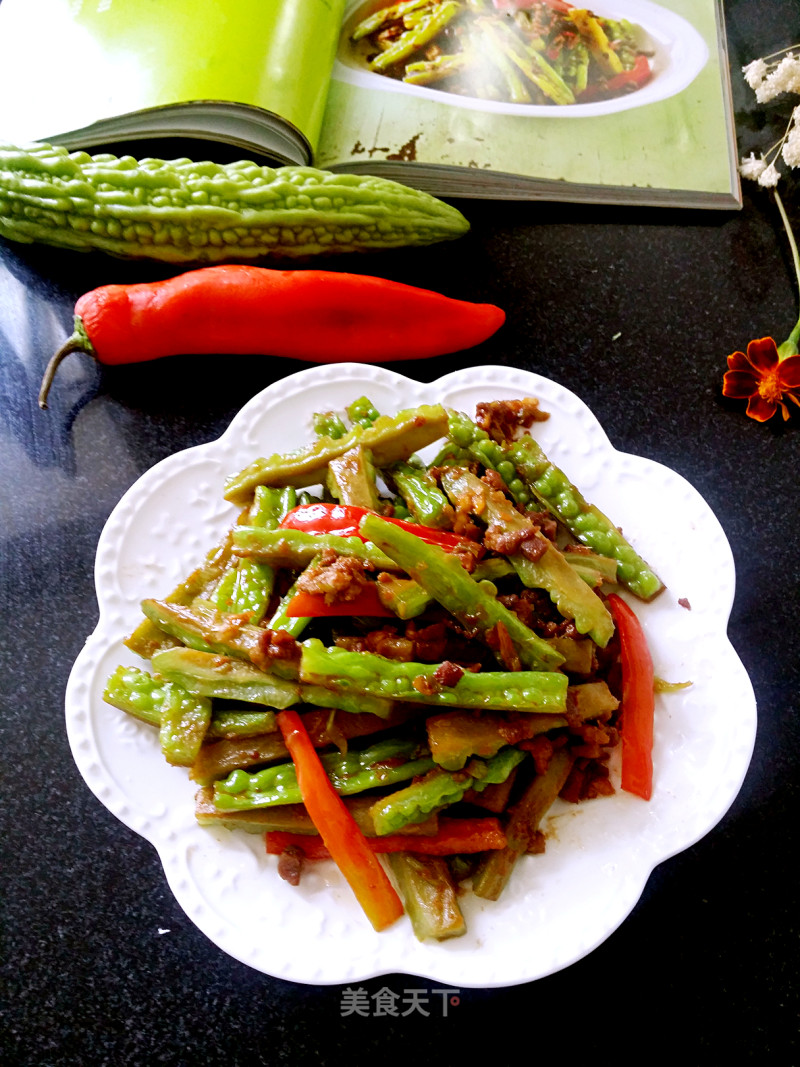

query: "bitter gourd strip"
(446, 408), (664, 601)
(212, 738), (435, 810)
(299, 639), (568, 711)
(370, 747), (526, 834)
(439, 466), (615, 645)
(359, 512), (565, 670)
(151, 646), (396, 719)
(224, 404), (449, 502)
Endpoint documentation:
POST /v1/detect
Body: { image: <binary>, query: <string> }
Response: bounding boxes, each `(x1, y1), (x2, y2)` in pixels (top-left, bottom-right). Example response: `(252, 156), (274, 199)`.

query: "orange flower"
(723, 336), (800, 421)
(730, 69), (800, 423)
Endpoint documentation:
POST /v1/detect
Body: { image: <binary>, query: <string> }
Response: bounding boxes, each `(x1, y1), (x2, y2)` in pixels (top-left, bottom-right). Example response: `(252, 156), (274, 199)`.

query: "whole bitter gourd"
(0, 141), (469, 263)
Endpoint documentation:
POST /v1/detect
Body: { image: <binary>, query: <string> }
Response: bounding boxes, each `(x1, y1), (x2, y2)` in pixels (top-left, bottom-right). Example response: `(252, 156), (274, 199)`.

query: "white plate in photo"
(334, 0), (709, 118)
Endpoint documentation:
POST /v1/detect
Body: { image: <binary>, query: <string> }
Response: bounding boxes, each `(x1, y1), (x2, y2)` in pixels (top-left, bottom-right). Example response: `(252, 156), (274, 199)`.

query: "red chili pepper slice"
(275, 709), (404, 931)
(284, 586), (394, 618)
(280, 502), (480, 554)
(265, 817), (508, 859)
(607, 593), (655, 801)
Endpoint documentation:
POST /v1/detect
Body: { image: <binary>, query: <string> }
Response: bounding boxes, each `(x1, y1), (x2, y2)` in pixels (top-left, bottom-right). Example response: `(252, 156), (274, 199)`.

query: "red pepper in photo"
(601, 54), (652, 94)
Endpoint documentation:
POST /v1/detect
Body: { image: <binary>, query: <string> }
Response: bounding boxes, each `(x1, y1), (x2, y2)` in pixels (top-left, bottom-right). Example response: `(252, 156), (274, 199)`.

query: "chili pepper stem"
(773, 188), (800, 359)
(38, 317), (96, 409)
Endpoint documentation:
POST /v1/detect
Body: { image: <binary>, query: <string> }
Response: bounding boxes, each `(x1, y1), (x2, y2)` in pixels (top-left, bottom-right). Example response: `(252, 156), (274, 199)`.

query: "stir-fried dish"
(347, 0), (652, 106)
(105, 396), (662, 939)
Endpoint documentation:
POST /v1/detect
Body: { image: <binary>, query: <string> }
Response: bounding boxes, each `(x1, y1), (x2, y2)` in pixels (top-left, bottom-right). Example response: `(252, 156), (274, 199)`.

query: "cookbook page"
(317, 0), (740, 206)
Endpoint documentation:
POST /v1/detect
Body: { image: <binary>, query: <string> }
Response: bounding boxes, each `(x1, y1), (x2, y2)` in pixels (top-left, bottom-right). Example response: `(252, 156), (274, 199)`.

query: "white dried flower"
(758, 160), (782, 187)
(739, 152), (768, 180)
(755, 53), (800, 102)
(782, 129), (800, 168)
(743, 57), (768, 89)
(781, 107), (800, 167)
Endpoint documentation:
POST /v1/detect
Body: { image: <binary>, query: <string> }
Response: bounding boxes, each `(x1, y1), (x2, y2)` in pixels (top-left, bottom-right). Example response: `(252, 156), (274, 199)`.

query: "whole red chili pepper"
(38, 265), (505, 408)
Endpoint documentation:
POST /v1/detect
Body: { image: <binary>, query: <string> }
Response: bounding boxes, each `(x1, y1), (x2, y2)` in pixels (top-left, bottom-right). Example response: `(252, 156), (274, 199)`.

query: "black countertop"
(2, 2), (799, 1063)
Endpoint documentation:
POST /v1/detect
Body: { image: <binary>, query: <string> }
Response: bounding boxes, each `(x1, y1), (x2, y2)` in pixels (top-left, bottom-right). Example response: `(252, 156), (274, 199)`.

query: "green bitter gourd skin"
(102, 663), (211, 766)
(0, 141), (470, 263)
(212, 738), (436, 810)
(298, 639), (568, 711)
(224, 404), (449, 502)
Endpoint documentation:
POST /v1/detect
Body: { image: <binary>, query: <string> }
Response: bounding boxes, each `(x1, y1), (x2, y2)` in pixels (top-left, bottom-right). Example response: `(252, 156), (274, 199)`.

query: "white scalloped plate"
(66, 365), (756, 987)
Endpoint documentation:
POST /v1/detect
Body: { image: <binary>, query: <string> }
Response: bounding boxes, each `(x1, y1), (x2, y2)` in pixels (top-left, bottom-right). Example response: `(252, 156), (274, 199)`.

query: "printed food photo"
(335, 0), (709, 117)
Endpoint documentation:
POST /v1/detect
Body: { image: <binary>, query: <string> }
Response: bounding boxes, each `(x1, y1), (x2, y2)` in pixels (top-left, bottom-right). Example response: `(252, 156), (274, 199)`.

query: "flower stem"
(774, 188), (800, 357)
(760, 44), (800, 63)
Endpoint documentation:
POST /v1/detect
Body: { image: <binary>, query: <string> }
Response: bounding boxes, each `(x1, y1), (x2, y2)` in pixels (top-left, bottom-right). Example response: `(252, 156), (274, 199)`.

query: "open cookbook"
(0, 0), (740, 209)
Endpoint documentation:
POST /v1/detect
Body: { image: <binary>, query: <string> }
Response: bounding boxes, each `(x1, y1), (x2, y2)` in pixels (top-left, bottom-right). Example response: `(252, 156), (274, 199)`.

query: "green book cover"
(0, 0), (346, 164)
